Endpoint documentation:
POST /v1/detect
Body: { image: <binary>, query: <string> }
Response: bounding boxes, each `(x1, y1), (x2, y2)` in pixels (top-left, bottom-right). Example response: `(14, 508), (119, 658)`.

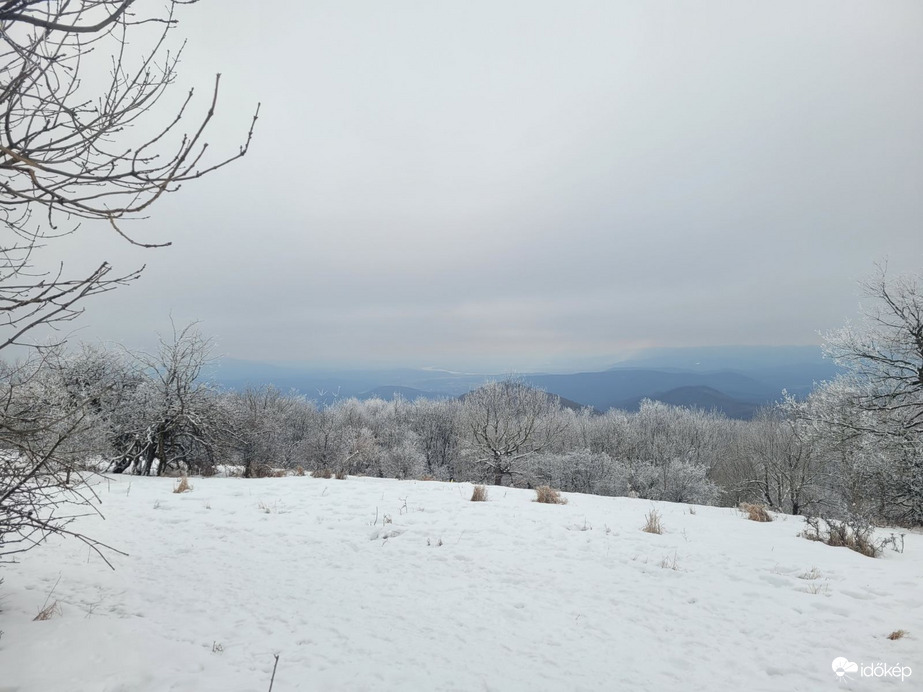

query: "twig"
(39, 573), (62, 613)
(268, 653), (280, 692)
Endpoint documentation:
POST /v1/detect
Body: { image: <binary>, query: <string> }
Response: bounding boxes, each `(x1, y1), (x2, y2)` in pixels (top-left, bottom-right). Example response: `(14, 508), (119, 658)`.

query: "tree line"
(4, 264), (919, 566)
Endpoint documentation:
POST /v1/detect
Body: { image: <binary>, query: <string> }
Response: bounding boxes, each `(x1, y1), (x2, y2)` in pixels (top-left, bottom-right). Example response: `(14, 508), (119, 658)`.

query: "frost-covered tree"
(739, 403), (826, 516)
(527, 449), (628, 496)
(583, 408), (632, 459)
(612, 400), (725, 503)
(824, 268), (923, 433)
(409, 399), (463, 480)
(462, 380), (566, 486)
(226, 385), (312, 477)
(813, 268), (923, 525)
(301, 402), (355, 474)
(626, 457), (719, 505)
(109, 324), (225, 476)
(0, 349), (116, 561)
(801, 376), (923, 525)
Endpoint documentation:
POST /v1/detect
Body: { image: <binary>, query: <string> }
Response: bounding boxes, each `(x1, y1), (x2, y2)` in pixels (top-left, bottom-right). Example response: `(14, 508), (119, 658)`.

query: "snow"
(1, 475), (920, 691)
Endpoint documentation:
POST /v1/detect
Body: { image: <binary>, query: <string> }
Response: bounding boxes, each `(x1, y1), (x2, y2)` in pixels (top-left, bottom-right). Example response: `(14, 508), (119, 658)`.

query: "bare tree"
(824, 267), (923, 434)
(410, 398), (462, 480)
(462, 380), (565, 486)
(743, 404), (826, 516)
(227, 385), (311, 477)
(1, 1), (257, 346)
(109, 322), (224, 476)
(0, 1), (256, 557)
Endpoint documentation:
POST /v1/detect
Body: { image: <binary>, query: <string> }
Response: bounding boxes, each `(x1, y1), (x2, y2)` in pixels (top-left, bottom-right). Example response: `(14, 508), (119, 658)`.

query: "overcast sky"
(60, 0), (923, 371)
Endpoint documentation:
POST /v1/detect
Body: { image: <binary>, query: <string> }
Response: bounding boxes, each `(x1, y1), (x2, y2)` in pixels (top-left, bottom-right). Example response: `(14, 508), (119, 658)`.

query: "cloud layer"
(58, 1), (923, 370)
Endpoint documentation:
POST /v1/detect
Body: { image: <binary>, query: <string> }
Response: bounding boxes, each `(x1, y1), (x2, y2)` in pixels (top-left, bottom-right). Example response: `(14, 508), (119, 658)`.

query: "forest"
(3, 267), (922, 566)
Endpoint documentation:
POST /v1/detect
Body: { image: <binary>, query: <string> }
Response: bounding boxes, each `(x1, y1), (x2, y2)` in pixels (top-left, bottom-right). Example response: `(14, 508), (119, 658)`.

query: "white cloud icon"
(832, 657), (859, 677)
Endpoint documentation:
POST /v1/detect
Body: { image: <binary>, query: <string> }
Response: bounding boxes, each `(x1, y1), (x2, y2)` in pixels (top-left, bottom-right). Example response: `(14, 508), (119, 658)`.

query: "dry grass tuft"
(887, 629), (908, 640)
(311, 468), (332, 479)
(334, 469), (348, 480)
(660, 550), (679, 570)
(740, 502), (773, 522)
(470, 485), (488, 502)
(271, 468), (287, 478)
(258, 499), (288, 514)
(294, 465), (306, 477)
(798, 566), (821, 581)
(802, 581), (830, 596)
(421, 474), (436, 481)
(33, 600), (61, 621)
(534, 485), (567, 504)
(173, 475), (191, 493)
(642, 508), (663, 534)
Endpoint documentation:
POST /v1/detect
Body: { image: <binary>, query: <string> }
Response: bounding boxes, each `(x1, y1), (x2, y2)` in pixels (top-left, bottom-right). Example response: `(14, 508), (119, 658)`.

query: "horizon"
(210, 342), (829, 375)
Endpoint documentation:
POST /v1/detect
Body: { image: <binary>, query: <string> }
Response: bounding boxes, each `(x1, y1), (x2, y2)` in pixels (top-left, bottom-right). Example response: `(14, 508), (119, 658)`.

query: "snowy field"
(0, 475), (920, 691)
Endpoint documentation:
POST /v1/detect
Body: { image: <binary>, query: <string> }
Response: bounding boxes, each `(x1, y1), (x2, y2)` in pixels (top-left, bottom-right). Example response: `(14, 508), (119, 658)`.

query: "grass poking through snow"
(534, 485), (567, 504)
(471, 485), (488, 502)
(642, 508), (663, 534)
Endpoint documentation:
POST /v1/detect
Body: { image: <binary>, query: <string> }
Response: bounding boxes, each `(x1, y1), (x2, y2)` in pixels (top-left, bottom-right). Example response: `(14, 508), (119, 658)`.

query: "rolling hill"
(206, 346), (841, 419)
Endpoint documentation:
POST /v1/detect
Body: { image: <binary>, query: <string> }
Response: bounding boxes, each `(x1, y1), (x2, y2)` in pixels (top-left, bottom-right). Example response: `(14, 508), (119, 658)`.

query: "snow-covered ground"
(1, 475), (920, 691)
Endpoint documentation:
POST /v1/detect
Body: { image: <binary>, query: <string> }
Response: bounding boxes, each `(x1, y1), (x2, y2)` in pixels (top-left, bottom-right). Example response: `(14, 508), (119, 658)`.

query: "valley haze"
(208, 345), (839, 419)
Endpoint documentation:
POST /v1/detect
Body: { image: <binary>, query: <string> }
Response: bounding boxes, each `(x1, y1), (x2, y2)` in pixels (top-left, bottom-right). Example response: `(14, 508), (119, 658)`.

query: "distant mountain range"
(206, 345), (841, 419)
(617, 385), (760, 419)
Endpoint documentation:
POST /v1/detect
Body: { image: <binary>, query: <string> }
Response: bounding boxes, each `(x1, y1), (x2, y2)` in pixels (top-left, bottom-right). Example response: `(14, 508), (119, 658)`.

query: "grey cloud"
(57, 0), (923, 370)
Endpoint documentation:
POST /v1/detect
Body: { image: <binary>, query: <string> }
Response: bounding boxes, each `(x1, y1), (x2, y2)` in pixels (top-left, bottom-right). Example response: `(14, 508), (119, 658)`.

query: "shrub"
(311, 468), (332, 479)
(294, 466), (306, 477)
(471, 485), (488, 502)
(642, 508), (663, 534)
(251, 463), (274, 478)
(740, 502), (773, 522)
(802, 515), (883, 558)
(534, 485), (567, 504)
(335, 469), (347, 480)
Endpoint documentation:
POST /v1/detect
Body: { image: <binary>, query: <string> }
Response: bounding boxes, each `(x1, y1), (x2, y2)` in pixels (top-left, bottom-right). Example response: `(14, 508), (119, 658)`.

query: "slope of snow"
(0, 475), (920, 691)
